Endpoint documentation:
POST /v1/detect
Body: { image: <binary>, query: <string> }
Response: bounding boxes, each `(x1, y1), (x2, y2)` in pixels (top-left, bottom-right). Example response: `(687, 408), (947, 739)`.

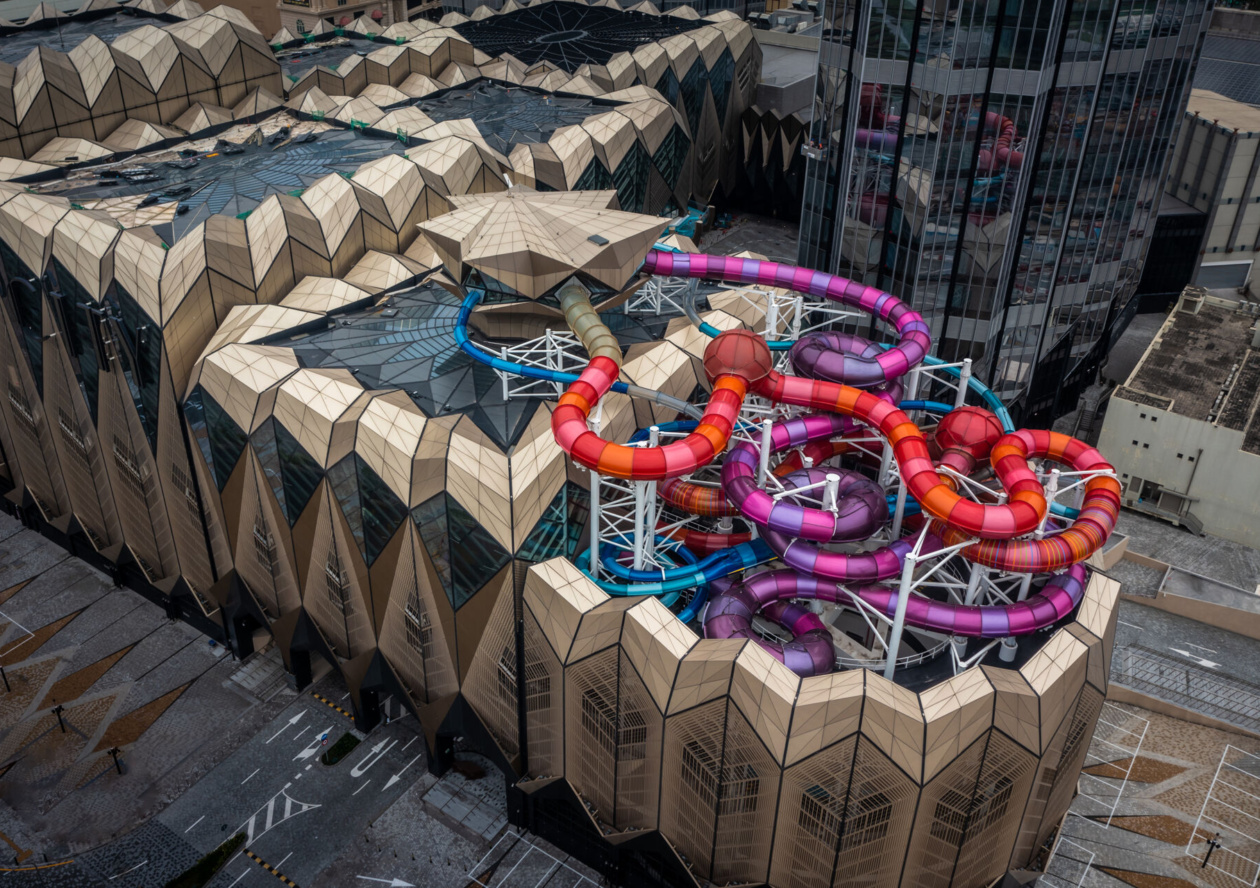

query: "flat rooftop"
(423, 80), (612, 156)
(758, 42), (815, 86)
(1120, 289), (1260, 454)
(1195, 34), (1260, 108)
(1187, 88), (1260, 133)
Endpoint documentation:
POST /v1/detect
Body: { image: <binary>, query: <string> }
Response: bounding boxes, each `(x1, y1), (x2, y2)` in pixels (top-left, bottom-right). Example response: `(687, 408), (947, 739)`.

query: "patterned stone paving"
(1056, 703), (1260, 888)
(0, 514), (288, 866)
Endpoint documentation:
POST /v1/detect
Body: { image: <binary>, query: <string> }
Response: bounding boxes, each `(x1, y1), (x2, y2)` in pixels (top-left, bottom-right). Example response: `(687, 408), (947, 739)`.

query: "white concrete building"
(1098, 286), (1260, 548)
(1165, 90), (1260, 293)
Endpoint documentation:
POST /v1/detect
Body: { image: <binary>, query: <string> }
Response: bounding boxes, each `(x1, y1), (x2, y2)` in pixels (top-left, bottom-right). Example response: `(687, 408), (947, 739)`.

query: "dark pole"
(1203, 833), (1222, 869)
(107, 747), (122, 775)
(1, 666), (9, 693)
(52, 704), (65, 733)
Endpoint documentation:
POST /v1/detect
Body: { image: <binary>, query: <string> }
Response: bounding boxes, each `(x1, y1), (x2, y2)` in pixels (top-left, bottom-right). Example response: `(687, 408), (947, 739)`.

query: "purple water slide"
(789, 331), (906, 396)
(703, 565), (1090, 676)
(721, 415), (936, 583)
(643, 251), (931, 386)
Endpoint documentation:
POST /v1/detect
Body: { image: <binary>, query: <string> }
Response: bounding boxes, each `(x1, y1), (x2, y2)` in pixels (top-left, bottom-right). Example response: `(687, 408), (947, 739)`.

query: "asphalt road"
(8, 687), (425, 887)
(1114, 598), (1260, 686)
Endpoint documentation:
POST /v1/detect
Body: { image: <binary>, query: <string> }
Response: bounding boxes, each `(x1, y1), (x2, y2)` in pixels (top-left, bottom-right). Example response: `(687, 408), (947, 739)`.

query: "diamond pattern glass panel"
(411, 491), (510, 610)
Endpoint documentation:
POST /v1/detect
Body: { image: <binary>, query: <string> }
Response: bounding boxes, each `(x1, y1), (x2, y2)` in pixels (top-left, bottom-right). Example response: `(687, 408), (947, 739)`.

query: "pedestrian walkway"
(1045, 702), (1260, 888)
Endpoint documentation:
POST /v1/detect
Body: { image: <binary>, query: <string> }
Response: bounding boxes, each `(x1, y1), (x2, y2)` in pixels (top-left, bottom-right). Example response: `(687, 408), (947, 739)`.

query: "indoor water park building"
(0, 3), (1122, 887)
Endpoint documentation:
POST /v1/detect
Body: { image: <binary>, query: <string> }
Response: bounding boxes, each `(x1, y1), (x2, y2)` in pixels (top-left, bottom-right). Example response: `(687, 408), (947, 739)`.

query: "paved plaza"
(0, 513), (598, 887)
(1047, 702), (1260, 888)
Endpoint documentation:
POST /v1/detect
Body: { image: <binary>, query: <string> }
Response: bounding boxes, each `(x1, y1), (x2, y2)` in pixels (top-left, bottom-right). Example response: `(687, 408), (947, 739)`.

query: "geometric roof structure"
(421, 79), (609, 156)
(452, 2), (702, 70)
(417, 188), (668, 299)
(0, 7), (282, 160)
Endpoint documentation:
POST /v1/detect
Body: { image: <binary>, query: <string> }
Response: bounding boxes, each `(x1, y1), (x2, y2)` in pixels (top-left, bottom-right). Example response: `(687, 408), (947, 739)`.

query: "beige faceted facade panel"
(0, 10), (283, 160)
(516, 560), (1121, 888)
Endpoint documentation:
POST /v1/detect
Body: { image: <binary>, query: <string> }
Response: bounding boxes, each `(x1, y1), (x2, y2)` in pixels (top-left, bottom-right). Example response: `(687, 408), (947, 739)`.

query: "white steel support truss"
(623, 275), (696, 315)
(495, 329), (588, 400)
(716, 282), (865, 346)
(586, 419), (696, 582)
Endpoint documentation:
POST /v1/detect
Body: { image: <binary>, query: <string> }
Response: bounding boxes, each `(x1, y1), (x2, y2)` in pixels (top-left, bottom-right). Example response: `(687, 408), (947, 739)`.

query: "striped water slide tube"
(702, 565), (1089, 676)
(938, 429), (1122, 572)
(747, 352), (1120, 571)
(720, 411), (940, 583)
(644, 251), (932, 384)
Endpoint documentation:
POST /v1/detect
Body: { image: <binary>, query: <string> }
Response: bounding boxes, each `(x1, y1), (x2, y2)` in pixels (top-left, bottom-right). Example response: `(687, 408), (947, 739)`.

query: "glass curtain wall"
(799, 0), (1210, 412)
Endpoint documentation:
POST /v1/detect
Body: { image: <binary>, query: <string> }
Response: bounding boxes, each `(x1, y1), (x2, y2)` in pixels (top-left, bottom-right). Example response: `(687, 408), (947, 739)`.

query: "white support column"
(589, 469), (601, 578)
(765, 289), (778, 340)
(1019, 468), (1060, 602)
(632, 480), (648, 571)
(757, 419), (773, 486)
(823, 473), (841, 513)
(891, 480), (908, 540)
(644, 426), (660, 564)
(955, 358), (972, 409)
(588, 398), (603, 578)
(883, 551), (918, 681)
(964, 562), (986, 605)
(906, 366), (921, 402)
(500, 346), (511, 401)
(878, 440), (894, 488)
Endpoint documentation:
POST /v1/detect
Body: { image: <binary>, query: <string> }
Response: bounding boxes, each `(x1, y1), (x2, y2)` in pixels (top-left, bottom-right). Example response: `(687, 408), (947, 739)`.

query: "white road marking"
(1170, 647), (1220, 669)
(382, 754), (423, 792)
(240, 784), (318, 844)
(276, 852), (293, 869)
(184, 815), (205, 833)
(305, 764), (312, 770)
(108, 860), (148, 880)
(401, 737), (416, 753)
(341, 693), (350, 700)
(1185, 642), (1218, 653)
(294, 727), (333, 761)
(1117, 620), (1143, 630)
(353, 780), (370, 795)
(292, 726), (311, 741)
(356, 878), (415, 887)
(226, 870), (249, 887)
(350, 739), (397, 777)
(241, 768), (259, 785)
(267, 712), (306, 744)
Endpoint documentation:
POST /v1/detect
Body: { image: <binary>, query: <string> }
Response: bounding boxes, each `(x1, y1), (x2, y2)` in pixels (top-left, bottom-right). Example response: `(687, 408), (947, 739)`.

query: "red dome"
(370, 8), (383, 19)
(338, 15), (351, 24)
(704, 330), (773, 385)
(934, 406), (1004, 462)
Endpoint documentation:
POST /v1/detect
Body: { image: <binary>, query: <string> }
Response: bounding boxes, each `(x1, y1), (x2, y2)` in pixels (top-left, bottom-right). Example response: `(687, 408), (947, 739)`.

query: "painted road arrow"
(350, 738), (397, 777)
(382, 753), (423, 792)
(1171, 648), (1220, 669)
(356, 877), (415, 887)
(266, 710), (306, 744)
(294, 727), (333, 761)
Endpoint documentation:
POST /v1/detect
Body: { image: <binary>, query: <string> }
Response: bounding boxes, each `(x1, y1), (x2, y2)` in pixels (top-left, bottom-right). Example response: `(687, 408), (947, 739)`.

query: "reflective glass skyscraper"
(798, 2), (1211, 417)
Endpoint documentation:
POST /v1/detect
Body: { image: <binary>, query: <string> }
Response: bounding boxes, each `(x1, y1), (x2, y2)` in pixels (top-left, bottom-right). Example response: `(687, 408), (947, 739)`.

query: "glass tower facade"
(799, 1), (1211, 417)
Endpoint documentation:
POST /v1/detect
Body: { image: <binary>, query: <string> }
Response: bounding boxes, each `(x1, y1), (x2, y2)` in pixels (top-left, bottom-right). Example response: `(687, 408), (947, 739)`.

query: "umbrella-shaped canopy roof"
(416, 187), (668, 300)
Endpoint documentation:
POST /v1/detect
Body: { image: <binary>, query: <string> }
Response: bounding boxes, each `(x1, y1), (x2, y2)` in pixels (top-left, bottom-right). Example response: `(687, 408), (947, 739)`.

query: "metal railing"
(1110, 644), (1260, 734)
